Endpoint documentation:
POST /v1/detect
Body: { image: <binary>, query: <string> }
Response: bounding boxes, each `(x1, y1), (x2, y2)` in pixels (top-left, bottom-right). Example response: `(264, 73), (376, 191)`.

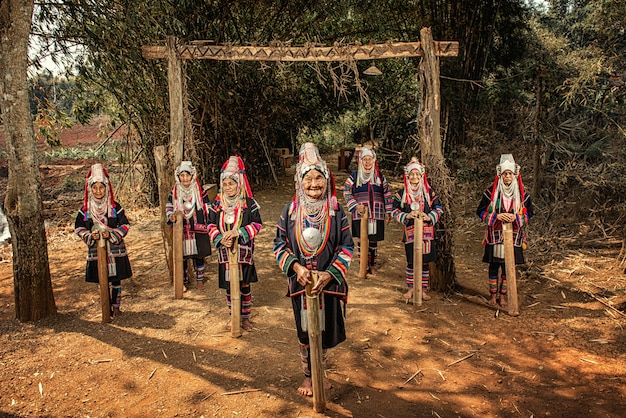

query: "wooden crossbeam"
(142, 41), (458, 61)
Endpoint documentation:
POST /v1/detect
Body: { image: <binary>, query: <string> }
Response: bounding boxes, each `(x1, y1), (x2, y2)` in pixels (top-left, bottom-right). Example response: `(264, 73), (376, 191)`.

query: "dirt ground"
(0, 129), (625, 417)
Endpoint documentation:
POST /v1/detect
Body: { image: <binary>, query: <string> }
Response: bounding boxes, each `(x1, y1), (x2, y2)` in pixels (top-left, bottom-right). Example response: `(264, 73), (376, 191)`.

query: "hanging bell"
(363, 65), (383, 76)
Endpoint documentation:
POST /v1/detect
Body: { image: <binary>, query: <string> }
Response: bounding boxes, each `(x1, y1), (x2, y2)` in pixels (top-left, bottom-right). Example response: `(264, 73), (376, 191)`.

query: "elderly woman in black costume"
(274, 142), (354, 397)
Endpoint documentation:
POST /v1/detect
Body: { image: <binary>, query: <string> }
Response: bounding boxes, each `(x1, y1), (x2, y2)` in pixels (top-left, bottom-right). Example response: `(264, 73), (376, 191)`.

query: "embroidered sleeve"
(326, 208), (354, 285)
(342, 174), (358, 213)
(108, 205), (130, 244)
(477, 189), (498, 226)
(391, 190), (408, 224)
(382, 176), (394, 213)
(516, 194), (533, 227)
(238, 199), (262, 243)
(74, 209), (96, 247)
(426, 193), (443, 224)
(207, 204), (224, 247)
(165, 192), (175, 225)
(273, 205), (298, 276)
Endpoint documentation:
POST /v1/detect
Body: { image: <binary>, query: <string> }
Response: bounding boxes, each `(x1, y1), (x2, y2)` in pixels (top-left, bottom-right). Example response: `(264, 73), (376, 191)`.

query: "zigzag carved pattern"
(172, 41), (458, 61)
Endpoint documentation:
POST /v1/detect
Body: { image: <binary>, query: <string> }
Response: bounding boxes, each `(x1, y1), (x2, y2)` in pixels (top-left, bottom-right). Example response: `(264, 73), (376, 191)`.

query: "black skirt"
(351, 218), (385, 242)
(482, 244), (526, 264)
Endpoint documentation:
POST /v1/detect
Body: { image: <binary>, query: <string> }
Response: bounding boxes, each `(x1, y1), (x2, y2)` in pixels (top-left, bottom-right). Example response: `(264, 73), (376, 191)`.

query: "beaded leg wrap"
(299, 344), (327, 378)
(488, 263), (501, 294)
(368, 242), (378, 267)
(499, 274), (507, 295)
(183, 262), (190, 287)
(194, 261), (205, 284)
(226, 284), (250, 317)
(241, 285), (251, 319)
(406, 265), (414, 289)
(225, 288), (235, 316)
(110, 281), (122, 308)
(421, 269), (430, 291)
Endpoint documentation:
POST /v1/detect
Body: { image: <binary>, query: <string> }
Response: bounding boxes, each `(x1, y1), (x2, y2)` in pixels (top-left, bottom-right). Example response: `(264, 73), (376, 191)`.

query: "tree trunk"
(154, 145), (174, 282)
(0, 0), (57, 321)
(531, 72), (543, 198)
(418, 27), (456, 293)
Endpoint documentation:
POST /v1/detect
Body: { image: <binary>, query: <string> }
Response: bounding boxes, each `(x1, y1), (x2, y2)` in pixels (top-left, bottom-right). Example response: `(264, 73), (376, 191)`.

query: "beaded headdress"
(82, 163), (116, 220)
(496, 154), (519, 176)
(489, 154), (526, 215)
(293, 142), (337, 214)
(173, 161), (203, 214)
(356, 146), (382, 187)
(401, 158), (432, 210)
(217, 155), (253, 203)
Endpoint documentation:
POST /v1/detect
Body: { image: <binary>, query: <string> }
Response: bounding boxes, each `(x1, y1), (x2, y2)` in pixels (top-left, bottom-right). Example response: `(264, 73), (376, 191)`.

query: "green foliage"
(41, 146), (111, 162)
(28, 0), (626, 230)
(54, 175), (84, 194)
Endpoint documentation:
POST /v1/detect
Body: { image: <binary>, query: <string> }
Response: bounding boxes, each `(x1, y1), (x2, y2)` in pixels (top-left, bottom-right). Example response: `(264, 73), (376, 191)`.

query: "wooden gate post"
(167, 36), (184, 168)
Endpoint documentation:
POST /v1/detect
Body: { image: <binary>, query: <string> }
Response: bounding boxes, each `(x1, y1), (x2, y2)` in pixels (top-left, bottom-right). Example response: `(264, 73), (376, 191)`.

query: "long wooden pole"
(96, 237), (112, 323)
(154, 146), (174, 282)
(502, 222), (519, 316)
(413, 215), (424, 307)
(167, 36), (184, 166)
(229, 241), (242, 338)
(306, 271), (326, 413)
(173, 211), (184, 299)
(359, 210), (369, 279)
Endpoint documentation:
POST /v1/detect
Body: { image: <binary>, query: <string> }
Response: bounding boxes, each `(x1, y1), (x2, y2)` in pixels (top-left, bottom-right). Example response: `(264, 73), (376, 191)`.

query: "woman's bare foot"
(242, 318), (254, 331)
(297, 377), (332, 397)
(196, 281), (205, 290)
(298, 377), (313, 397)
(368, 266), (378, 276)
(499, 295), (508, 307)
(403, 289), (431, 302)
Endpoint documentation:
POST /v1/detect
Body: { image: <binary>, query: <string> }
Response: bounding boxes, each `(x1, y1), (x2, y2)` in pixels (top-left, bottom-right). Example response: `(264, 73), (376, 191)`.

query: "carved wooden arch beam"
(142, 40), (458, 61)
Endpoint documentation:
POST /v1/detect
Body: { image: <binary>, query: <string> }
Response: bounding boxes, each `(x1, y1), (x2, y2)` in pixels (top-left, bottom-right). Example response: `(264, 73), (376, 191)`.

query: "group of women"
(74, 143), (532, 397)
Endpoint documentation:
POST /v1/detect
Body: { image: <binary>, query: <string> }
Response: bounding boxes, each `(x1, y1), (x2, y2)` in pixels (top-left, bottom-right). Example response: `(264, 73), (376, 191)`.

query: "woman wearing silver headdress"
(274, 142), (354, 397)
(207, 155), (262, 332)
(343, 146), (393, 275)
(166, 161), (212, 290)
(391, 158), (443, 302)
(477, 154), (533, 307)
(75, 164), (132, 317)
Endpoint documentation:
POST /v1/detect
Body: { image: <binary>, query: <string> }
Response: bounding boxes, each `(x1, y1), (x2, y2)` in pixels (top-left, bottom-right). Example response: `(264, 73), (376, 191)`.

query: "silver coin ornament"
(410, 202), (420, 211)
(302, 227), (322, 250)
(225, 213), (235, 224)
(183, 201), (194, 210)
